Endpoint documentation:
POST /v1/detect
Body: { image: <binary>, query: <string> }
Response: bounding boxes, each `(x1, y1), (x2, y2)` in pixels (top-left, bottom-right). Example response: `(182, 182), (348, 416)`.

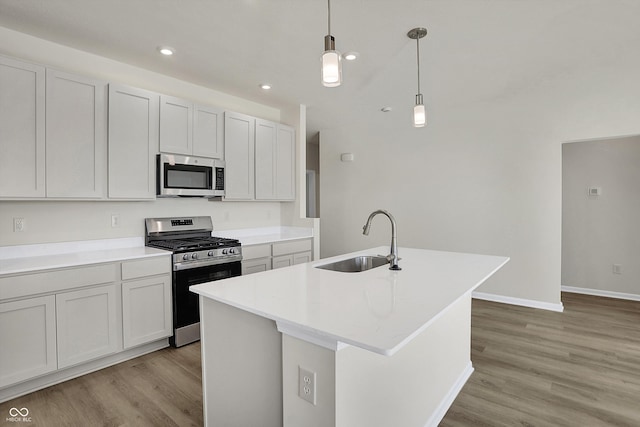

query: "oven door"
(157, 153), (215, 197)
(171, 260), (241, 347)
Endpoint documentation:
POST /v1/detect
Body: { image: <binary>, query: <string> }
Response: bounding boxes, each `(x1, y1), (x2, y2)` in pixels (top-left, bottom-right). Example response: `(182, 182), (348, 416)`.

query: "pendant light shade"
(408, 27), (427, 127)
(322, 0), (342, 87)
(413, 95), (426, 127)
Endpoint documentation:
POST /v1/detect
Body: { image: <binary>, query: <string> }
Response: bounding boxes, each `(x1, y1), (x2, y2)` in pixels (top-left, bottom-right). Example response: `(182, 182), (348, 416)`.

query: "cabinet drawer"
(0, 264), (117, 301)
(272, 239), (312, 257)
(121, 256), (171, 281)
(242, 244), (272, 260)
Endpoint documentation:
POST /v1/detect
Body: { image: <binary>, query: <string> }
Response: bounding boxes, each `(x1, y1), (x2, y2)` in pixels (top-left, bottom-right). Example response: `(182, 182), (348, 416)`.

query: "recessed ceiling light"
(158, 46), (175, 56)
(260, 83), (272, 90)
(343, 52), (358, 61)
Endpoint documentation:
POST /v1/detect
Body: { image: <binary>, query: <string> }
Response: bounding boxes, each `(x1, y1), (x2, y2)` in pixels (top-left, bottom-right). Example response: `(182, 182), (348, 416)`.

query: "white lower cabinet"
(56, 284), (121, 369)
(242, 257), (272, 275)
(271, 252), (312, 269)
(272, 240), (312, 270)
(122, 276), (172, 349)
(272, 254), (294, 269)
(0, 296), (57, 388)
(242, 239), (313, 275)
(0, 254), (171, 394)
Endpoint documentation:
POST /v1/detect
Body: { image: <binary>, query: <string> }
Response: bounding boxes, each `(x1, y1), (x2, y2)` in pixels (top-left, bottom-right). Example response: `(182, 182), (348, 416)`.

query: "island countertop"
(190, 246), (509, 356)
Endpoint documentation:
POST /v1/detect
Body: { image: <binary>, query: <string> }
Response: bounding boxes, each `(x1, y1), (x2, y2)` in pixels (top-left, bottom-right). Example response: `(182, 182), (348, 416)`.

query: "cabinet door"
(224, 111), (255, 200)
(293, 251), (312, 265)
(242, 257), (272, 275)
(108, 84), (159, 199)
(193, 104), (224, 159)
(255, 119), (277, 200)
(56, 284), (120, 369)
(0, 296), (57, 387)
(272, 254), (294, 270)
(255, 121), (295, 201)
(160, 95), (192, 155)
(46, 69), (107, 198)
(0, 56), (46, 198)
(276, 124), (296, 200)
(122, 275), (172, 349)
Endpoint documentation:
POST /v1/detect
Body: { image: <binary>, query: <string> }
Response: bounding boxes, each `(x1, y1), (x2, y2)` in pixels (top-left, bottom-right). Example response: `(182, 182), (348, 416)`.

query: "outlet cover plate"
(298, 366), (316, 405)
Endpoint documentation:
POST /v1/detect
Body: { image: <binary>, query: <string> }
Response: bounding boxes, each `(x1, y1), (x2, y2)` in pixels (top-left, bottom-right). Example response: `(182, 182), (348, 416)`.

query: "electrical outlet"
(298, 366), (316, 405)
(13, 217), (25, 232)
(613, 264), (622, 274)
(111, 214), (120, 228)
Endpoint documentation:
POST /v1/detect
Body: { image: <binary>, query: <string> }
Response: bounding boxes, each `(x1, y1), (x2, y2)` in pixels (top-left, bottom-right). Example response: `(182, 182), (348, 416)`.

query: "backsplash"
(0, 199), (282, 246)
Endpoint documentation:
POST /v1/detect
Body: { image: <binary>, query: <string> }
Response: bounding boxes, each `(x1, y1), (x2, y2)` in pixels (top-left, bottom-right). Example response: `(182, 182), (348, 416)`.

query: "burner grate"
(147, 237), (239, 251)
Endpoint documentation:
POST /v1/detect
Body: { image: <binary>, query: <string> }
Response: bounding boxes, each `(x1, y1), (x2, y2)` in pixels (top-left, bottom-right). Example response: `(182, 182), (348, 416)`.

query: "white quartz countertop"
(0, 238), (170, 276)
(213, 226), (313, 246)
(191, 246), (509, 356)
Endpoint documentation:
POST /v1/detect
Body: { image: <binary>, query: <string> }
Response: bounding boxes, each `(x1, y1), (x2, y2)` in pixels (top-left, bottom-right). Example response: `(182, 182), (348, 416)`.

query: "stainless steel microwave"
(157, 153), (225, 197)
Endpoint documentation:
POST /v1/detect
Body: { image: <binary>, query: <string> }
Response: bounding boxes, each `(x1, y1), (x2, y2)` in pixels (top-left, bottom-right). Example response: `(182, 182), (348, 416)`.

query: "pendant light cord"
(327, 0), (331, 35)
(416, 35), (421, 94)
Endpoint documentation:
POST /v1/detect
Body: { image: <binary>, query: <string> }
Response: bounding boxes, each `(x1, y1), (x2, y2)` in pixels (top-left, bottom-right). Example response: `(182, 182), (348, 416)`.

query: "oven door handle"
(174, 255), (243, 271)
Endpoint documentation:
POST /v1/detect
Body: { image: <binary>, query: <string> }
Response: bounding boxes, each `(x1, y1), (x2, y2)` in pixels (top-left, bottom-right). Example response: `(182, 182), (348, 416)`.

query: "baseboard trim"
(472, 291), (564, 312)
(424, 361), (474, 427)
(562, 286), (640, 302)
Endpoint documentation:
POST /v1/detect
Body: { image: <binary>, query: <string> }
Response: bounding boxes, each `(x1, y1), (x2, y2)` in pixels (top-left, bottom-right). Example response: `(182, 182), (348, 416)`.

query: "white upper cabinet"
(159, 95), (192, 155)
(255, 119), (277, 199)
(275, 124), (295, 200)
(255, 119), (295, 201)
(160, 95), (223, 159)
(224, 111), (255, 200)
(108, 84), (159, 199)
(46, 69), (107, 198)
(0, 55), (46, 198)
(193, 104), (224, 159)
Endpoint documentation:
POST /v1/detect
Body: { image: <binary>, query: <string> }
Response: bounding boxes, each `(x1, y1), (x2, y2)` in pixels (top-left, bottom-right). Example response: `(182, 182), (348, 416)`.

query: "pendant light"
(408, 27), (427, 127)
(322, 0), (342, 87)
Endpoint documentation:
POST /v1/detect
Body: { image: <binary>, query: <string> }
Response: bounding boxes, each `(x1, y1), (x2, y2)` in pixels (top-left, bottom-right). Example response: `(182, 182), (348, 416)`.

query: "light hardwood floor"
(1, 292), (639, 426)
(443, 292), (640, 427)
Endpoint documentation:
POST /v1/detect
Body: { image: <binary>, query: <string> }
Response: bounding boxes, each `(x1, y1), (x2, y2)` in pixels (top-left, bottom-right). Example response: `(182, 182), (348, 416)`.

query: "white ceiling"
(1, 0), (638, 135)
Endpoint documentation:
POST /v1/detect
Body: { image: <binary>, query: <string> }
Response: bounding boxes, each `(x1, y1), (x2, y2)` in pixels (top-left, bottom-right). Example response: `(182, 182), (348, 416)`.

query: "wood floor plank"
(441, 293), (640, 427)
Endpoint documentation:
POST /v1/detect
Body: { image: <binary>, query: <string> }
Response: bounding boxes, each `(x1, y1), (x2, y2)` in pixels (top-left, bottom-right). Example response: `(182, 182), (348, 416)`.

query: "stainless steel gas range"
(145, 216), (242, 347)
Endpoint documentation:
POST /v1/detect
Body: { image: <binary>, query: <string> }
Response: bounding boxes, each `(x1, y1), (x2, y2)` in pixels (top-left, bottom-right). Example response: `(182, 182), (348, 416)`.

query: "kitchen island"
(190, 246), (509, 427)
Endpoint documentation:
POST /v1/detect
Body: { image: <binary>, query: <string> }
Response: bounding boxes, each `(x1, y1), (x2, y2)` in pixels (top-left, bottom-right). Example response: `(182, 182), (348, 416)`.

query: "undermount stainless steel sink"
(315, 255), (390, 273)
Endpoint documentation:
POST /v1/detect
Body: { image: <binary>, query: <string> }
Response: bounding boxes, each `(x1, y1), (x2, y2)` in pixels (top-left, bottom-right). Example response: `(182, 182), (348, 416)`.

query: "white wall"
(320, 58), (640, 306)
(0, 26), (296, 246)
(562, 135), (640, 296)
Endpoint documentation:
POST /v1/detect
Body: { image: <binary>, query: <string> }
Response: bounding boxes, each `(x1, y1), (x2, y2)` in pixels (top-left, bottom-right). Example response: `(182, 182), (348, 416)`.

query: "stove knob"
(229, 248), (235, 254)
(182, 254), (189, 261)
(222, 249), (228, 255)
(191, 253), (198, 260)
(208, 250), (214, 257)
